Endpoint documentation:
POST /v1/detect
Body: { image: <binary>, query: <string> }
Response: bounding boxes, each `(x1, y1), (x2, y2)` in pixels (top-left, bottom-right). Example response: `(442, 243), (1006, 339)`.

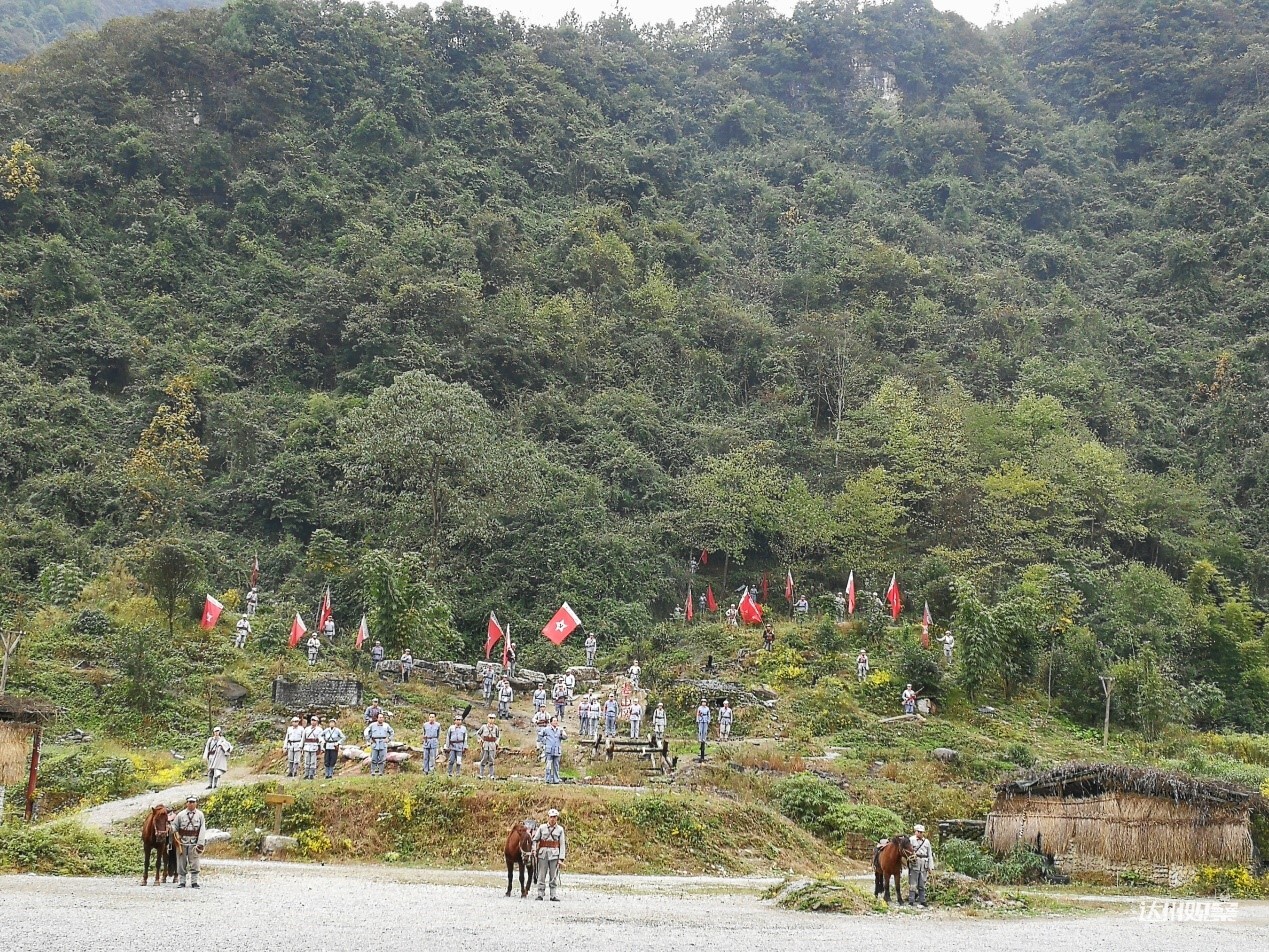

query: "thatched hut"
(985, 762), (1265, 886)
(0, 695), (58, 792)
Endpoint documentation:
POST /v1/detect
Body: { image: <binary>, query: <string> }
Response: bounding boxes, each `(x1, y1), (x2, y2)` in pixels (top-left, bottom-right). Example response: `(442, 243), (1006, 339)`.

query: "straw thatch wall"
(0, 723), (33, 785)
(986, 791), (1253, 867)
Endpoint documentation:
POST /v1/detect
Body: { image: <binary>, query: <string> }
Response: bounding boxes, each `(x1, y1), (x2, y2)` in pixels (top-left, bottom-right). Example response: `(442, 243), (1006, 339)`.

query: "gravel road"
(2, 861), (1265, 951)
(78, 772), (271, 830)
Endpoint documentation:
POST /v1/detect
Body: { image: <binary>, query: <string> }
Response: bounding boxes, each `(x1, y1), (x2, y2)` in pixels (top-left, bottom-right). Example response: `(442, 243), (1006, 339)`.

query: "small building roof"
(995, 762), (1261, 811)
(0, 694), (60, 724)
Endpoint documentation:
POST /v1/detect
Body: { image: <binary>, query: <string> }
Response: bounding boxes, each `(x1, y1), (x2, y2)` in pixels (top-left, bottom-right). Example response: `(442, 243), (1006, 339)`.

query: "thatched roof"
(995, 762), (1261, 811)
(0, 694), (60, 724)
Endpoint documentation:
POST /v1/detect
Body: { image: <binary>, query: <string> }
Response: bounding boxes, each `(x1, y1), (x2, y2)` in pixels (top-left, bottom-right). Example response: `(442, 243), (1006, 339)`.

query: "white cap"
(548, 809), (559, 817)
(913, 824), (926, 833)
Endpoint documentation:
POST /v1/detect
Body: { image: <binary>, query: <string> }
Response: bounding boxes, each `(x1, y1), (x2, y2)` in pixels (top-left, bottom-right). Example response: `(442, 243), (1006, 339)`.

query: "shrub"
(823, 803), (905, 843)
(0, 821), (136, 875)
(939, 837), (996, 880)
(897, 641), (943, 699)
(1193, 866), (1269, 898)
(71, 609), (112, 640)
(1003, 742), (1036, 767)
(772, 773), (848, 838)
(995, 845), (1049, 884)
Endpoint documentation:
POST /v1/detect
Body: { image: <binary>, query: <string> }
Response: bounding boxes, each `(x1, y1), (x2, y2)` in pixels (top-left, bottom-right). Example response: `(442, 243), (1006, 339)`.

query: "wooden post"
(24, 725), (41, 821)
(1099, 675), (1114, 749)
(0, 629), (25, 696)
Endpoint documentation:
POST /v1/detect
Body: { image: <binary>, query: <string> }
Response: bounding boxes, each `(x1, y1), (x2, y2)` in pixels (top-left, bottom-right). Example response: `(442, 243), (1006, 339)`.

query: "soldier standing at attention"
(603, 694), (619, 738)
(652, 702), (667, 743)
(399, 648), (414, 683)
(628, 660), (641, 690)
(553, 678), (567, 720)
(284, 716), (304, 778)
(533, 684), (547, 713)
(301, 716), (323, 780)
(421, 713), (441, 775)
(939, 631), (955, 664)
(306, 632), (321, 666)
(234, 616), (251, 649)
(902, 684), (917, 715)
(695, 699), (711, 762)
(482, 666), (496, 704)
(542, 716), (564, 783)
(245, 586), (259, 617)
(497, 678), (513, 719)
(856, 649), (870, 681)
(477, 714), (500, 780)
(909, 824), (934, 907)
(370, 640), (386, 667)
(564, 671), (576, 700)
(322, 717), (345, 779)
(173, 796), (207, 888)
(203, 727), (232, 790)
(445, 714), (468, 777)
(584, 632), (598, 667)
(364, 712), (394, 777)
(718, 700), (733, 740)
(628, 698), (643, 740)
(364, 698), (382, 724)
(533, 809), (567, 901)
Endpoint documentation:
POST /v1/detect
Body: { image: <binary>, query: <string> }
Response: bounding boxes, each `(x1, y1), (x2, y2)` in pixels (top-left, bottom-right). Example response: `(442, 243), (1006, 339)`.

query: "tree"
(954, 582), (1001, 701)
(124, 376), (208, 529)
(110, 623), (173, 715)
(132, 538), (205, 635)
(362, 550), (461, 657)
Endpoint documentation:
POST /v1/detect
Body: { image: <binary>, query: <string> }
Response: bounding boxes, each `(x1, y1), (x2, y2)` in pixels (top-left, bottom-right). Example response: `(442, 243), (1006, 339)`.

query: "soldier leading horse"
(504, 820), (537, 897)
(142, 804), (178, 885)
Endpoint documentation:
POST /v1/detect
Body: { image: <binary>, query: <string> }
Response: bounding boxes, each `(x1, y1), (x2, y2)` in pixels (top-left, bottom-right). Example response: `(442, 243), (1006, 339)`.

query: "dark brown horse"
(873, 834), (913, 904)
(504, 820), (537, 897)
(142, 804), (178, 885)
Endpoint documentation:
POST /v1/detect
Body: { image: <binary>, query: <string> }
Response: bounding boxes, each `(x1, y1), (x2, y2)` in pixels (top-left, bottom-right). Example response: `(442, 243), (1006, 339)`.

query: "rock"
(930, 747), (959, 763)
(384, 751), (411, 763)
(340, 745), (370, 761)
(977, 706), (999, 716)
(219, 680), (249, 704)
(262, 835), (298, 856)
(204, 828), (232, 844)
(56, 728), (92, 744)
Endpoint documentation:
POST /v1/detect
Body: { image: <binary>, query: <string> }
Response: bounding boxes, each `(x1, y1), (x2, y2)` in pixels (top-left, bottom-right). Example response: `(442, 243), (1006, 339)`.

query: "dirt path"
(78, 768), (272, 831)
(2, 862), (1265, 952)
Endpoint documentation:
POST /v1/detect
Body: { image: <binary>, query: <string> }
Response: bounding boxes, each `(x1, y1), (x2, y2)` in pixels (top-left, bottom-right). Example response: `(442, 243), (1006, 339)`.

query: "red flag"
(542, 602), (581, 645)
(886, 575), (902, 621)
(250, 554), (260, 589)
(846, 572), (856, 615)
(289, 613), (308, 648)
(685, 589), (694, 622)
(706, 585), (718, 613)
(485, 612), (505, 659)
(921, 602), (932, 648)
(315, 587), (333, 632)
(200, 595), (224, 631)
(785, 570), (794, 602)
(762, 572), (769, 602)
(699, 549), (709, 566)
(738, 588), (763, 625)
(356, 614), (368, 649)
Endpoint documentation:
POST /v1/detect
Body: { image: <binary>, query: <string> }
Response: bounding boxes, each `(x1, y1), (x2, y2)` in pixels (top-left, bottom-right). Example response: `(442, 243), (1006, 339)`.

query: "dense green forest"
(0, 0), (221, 62)
(1, 0), (1267, 736)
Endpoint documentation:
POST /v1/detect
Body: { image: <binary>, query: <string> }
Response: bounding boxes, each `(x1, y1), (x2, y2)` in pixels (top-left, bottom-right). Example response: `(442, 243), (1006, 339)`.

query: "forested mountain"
(0, 0), (221, 62)
(1, 0), (1267, 733)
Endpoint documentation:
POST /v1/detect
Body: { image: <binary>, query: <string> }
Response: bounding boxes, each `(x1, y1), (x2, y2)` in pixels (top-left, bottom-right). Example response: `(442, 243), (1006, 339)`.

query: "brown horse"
(504, 820), (537, 897)
(873, 834), (913, 904)
(142, 804), (178, 885)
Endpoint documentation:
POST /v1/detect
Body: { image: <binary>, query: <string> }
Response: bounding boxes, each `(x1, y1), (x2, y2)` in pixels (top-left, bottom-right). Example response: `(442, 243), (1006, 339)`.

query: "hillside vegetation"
(1, 0), (1268, 762)
(0, 0), (222, 62)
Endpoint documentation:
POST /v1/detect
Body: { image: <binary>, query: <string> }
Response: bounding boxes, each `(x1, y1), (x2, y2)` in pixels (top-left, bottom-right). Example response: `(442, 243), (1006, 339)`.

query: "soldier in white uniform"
(203, 727), (232, 789)
(652, 702), (667, 743)
(497, 679), (513, 719)
(173, 796), (207, 888)
(584, 632), (598, 667)
(399, 649), (414, 683)
(627, 660), (641, 690)
(533, 685), (547, 713)
(908, 824), (934, 906)
(283, 716), (304, 777)
(564, 671), (576, 700)
(234, 616), (251, 649)
(301, 716), (323, 780)
(856, 649), (870, 681)
(939, 632), (955, 664)
(245, 587), (259, 616)
(306, 632), (321, 666)
(477, 714), (500, 780)
(533, 809), (567, 901)
(902, 684), (917, 715)
(322, 616), (335, 641)
(628, 698), (643, 739)
(718, 700), (733, 740)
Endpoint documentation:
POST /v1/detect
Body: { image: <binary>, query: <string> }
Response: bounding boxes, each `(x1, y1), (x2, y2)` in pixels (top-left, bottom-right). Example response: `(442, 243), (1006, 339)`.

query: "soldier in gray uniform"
(908, 824), (934, 907)
(445, 715), (468, 776)
(421, 712), (441, 775)
(628, 699), (643, 740)
(477, 714), (500, 779)
(284, 716), (304, 777)
(695, 699), (711, 762)
(584, 632), (597, 667)
(234, 616), (251, 649)
(533, 809), (567, 901)
(482, 667), (496, 703)
(603, 694), (619, 738)
(301, 716), (323, 780)
(652, 702), (667, 743)
(173, 796), (207, 888)
(364, 712), (394, 776)
(322, 717), (346, 779)
(718, 700), (733, 740)
(203, 727), (232, 789)
(542, 716), (564, 784)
